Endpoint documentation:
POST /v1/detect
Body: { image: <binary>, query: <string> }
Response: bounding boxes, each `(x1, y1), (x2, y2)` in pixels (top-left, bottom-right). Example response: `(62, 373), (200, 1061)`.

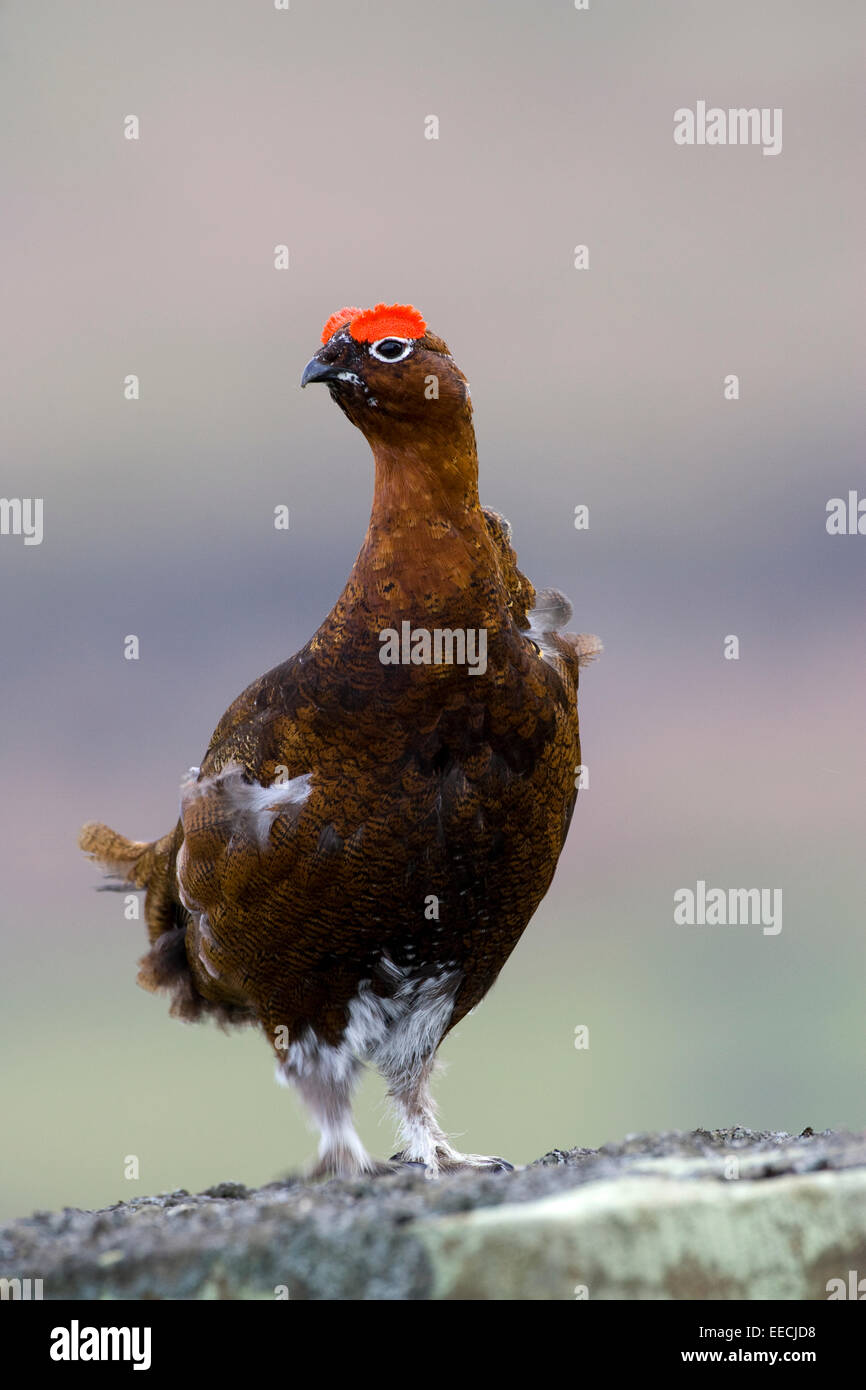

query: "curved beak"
(301, 355), (340, 388)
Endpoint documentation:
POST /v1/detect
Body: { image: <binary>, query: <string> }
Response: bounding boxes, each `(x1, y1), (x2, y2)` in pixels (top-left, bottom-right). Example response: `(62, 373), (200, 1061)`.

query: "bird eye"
(369, 337), (413, 363)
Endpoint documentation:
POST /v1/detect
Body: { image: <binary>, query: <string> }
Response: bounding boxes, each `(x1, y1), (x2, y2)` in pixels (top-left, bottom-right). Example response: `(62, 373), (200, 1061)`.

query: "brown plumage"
(80, 303), (600, 1177)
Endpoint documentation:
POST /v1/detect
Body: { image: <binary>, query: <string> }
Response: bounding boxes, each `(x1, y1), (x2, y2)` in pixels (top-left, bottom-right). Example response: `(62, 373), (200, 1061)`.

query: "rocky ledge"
(2, 1128), (865, 1300)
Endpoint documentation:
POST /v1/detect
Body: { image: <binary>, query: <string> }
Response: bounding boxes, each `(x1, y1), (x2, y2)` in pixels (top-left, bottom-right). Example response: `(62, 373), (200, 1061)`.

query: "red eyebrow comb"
(320, 303), (427, 344)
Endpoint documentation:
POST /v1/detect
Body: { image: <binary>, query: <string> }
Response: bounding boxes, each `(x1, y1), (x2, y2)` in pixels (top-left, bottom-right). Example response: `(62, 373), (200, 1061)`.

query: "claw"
(389, 1154), (433, 1173)
(437, 1154), (515, 1175)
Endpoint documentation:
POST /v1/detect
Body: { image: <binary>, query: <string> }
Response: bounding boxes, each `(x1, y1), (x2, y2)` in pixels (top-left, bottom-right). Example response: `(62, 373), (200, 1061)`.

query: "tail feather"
(79, 822), (154, 888)
(79, 819), (185, 946)
(79, 816), (251, 1029)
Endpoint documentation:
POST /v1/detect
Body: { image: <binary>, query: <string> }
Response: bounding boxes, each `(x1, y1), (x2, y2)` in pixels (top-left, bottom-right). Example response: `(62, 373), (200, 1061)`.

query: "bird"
(80, 302), (600, 1178)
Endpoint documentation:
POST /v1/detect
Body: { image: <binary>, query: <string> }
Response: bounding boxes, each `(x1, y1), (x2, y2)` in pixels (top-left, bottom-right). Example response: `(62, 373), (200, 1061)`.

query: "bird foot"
(390, 1149), (515, 1176)
(307, 1154), (429, 1182)
(386, 1158), (434, 1176)
(437, 1153), (515, 1175)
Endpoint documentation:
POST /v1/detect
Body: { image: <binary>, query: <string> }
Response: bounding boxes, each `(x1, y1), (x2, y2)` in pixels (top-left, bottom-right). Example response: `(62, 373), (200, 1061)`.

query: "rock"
(1, 1129), (864, 1300)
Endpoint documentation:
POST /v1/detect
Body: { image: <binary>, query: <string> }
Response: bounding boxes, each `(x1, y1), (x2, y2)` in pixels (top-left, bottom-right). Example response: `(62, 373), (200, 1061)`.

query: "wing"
(482, 507), (536, 628)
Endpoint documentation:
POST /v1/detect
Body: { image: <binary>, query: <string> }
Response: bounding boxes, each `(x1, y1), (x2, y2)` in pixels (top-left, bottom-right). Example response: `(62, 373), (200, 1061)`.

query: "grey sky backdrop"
(1, 0), (864, 1220)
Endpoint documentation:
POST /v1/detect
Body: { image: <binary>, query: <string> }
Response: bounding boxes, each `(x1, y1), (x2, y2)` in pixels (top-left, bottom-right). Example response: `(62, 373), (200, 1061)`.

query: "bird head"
(301, 303), (472, 443)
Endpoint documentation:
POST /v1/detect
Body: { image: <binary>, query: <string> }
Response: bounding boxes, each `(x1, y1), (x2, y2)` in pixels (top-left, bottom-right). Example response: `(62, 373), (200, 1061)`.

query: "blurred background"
(1, 0), (863, 1222)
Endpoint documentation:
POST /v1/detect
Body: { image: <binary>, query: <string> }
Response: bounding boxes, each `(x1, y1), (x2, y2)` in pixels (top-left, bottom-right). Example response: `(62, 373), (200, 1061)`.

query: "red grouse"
(80, 303), (600, 1177)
